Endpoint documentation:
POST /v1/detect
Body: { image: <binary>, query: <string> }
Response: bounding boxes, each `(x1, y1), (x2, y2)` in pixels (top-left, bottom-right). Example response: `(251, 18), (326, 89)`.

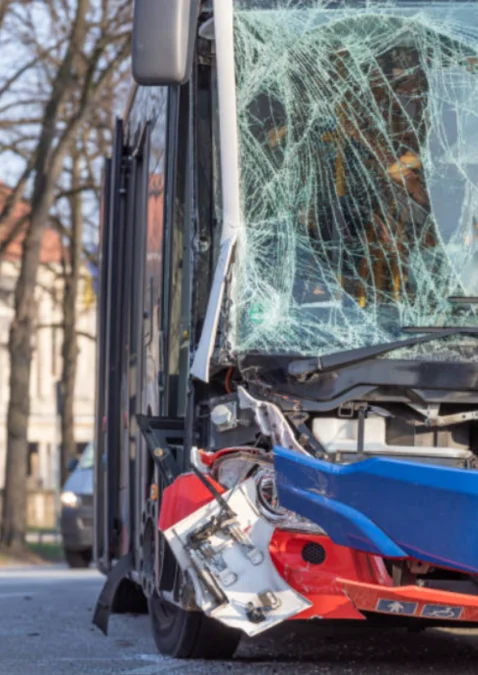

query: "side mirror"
(67, 457), (79, 473)
(132, 0), (201, 86)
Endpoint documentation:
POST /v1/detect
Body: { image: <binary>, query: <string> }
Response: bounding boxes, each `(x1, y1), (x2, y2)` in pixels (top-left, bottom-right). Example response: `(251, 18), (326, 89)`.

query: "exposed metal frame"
(190, 0), (240, 382)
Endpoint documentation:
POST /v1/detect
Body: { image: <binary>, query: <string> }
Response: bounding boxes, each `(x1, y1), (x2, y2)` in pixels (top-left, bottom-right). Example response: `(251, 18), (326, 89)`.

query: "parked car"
(60, 442), (94, 568)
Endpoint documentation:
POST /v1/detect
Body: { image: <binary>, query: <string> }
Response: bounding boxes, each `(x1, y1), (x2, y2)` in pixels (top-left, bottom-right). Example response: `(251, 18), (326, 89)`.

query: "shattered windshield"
(231, 0), (478, 361)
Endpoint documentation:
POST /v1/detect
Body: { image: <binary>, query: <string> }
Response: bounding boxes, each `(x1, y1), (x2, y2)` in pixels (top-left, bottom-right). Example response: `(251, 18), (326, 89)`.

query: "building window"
(27, 443), (39, 486)
(51, 326), (58, 376)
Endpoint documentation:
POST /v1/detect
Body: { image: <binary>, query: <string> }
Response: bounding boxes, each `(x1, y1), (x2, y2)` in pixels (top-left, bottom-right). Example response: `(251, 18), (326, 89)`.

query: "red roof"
(0, 183), (62, 264)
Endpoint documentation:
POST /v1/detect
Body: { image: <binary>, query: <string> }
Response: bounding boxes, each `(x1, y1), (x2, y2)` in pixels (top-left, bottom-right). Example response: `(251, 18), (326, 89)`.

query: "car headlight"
(61, 491), (81, 508)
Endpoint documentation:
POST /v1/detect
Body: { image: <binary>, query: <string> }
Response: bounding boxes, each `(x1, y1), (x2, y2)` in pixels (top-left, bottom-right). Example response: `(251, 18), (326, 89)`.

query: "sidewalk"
(26, 531), (61, 544)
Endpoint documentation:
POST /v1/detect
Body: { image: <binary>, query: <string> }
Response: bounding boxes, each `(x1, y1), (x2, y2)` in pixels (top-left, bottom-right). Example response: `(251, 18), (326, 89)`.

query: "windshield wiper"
(448, 297), (478, 304)
(288, 327), (478, 378)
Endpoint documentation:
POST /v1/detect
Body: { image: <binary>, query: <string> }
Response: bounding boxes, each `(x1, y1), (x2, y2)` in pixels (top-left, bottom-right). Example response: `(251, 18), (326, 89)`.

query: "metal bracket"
(136, 415), (184, 485)
(424, 409), (478, 428)
(287, 413), (328, 459)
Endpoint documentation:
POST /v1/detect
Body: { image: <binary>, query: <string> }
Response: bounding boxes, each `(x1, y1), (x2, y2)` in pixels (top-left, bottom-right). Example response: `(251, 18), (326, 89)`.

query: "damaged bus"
(93, 0), (478, 659)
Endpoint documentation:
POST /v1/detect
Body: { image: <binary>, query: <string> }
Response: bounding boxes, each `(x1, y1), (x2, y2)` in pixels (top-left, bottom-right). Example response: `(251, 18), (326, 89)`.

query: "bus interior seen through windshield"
(231, 1), (478, 362)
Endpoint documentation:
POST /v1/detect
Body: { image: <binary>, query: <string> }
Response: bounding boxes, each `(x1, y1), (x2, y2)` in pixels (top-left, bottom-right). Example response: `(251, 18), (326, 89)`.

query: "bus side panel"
(95, 119), (129, 569)
(94, 157), (112, 571)
(127, 88), (169, 569)
(123, 123), (151, 563)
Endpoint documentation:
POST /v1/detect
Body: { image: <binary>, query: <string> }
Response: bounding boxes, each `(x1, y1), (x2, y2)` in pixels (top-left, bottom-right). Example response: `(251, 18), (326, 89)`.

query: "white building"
(0, 193), (96, 492)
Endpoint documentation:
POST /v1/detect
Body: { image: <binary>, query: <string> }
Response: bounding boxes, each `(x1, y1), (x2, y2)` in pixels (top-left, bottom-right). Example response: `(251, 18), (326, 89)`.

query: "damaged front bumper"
(274, 445), (478, 574)
(158, 443), (478, 636)
(163, 477), (312, 636)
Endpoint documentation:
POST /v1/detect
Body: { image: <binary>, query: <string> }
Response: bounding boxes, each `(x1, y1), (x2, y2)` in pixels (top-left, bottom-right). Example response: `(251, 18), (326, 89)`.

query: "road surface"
(2, 565), (478, 674)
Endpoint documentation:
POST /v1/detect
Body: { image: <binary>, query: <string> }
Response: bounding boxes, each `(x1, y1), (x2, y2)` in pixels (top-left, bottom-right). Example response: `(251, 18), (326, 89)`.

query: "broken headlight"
(255, 469), (324, 534)
(212, 451), (324, 535)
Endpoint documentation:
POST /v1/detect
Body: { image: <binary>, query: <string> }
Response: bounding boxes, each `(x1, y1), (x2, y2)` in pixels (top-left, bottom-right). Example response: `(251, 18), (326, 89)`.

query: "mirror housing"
(132, 0), (201, 86)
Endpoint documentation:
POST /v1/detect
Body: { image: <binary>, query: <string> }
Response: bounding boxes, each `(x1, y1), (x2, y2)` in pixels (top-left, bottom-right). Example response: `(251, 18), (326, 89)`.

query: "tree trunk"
(0, 0), (11, 32)
(1, 192), (51, 551)
(0, 0), (130, 551)
(60, 149), (82, 485)
(0, 0), (89, 551)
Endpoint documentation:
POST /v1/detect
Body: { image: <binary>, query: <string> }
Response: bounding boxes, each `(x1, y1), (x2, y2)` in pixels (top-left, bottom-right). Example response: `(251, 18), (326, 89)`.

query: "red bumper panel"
(158, 473), (225, 531)
(339, 579), (478, 621)
(160, 477), (477, 624)
(270, 532), (393, 620)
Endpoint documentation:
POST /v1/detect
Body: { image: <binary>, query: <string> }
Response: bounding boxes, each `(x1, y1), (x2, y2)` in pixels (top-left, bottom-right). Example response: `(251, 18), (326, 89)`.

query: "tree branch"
(0, 213), (29, 259)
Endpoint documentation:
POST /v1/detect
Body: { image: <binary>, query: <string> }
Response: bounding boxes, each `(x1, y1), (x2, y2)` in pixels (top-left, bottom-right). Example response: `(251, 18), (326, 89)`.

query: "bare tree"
(0, 0), (13, 32)
(57, 49), (121, 483)
(58, 116), (113, 484)
(59, 145), (82, 485)
(0, 0), (131, 552)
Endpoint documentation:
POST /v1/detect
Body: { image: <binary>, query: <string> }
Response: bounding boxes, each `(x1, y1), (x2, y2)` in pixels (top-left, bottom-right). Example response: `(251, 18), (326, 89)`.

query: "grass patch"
(27, 526), (56, 534)
(28, 541), (64, 563)
(0, 541), (64, 566)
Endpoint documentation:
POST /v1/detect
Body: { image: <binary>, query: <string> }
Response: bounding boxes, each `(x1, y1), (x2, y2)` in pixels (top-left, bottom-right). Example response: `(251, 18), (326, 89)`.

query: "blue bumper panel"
(274, 446), (478, 573)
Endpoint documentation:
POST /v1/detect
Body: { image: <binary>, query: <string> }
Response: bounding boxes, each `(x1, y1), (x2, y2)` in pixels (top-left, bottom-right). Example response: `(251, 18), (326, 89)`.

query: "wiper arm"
(288, 327), (478, 378)
(448, 297), (478, 304)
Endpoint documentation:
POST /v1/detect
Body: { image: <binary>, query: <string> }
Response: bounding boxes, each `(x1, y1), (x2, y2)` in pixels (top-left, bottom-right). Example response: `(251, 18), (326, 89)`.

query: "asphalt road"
(2, 566), (478, 675)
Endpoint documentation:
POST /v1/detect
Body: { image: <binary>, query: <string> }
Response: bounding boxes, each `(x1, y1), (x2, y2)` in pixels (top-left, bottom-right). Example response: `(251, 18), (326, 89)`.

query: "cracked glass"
(230, 0), (478, 362)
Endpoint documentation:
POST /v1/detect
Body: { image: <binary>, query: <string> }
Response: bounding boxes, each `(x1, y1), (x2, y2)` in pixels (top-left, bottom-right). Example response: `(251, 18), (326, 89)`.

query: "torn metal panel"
(237, 386), (308, 454)
(190, 236), (236, 382)
(231, 1), (478, 363)
(163, 478), (311, 636)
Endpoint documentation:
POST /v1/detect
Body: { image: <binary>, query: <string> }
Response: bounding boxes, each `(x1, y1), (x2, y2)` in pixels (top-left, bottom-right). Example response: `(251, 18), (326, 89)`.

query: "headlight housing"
(212, 451), (324, 535)
(60, 491), (81, 508)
